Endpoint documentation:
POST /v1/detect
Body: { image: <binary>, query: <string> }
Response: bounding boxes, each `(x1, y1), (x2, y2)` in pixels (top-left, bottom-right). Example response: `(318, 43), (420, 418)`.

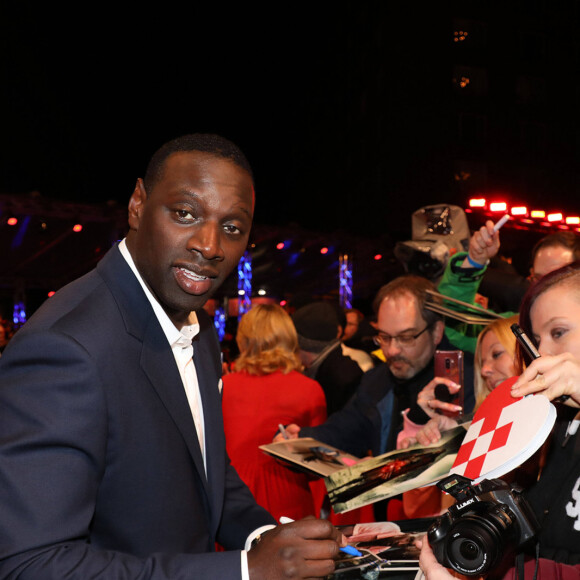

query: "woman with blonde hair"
(472, 314), (519, 409)
(222, 303), (327, 521)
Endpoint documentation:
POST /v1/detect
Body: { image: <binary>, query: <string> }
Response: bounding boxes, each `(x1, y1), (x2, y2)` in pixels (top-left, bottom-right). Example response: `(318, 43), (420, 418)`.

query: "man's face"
(530, 244), (574, 282)
(376, 292), (443, 379)
(126, 151), (254, 327)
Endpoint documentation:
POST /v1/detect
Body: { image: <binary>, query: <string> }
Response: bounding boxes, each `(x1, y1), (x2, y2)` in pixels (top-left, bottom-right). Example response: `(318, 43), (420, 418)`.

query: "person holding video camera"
(438, 219), (580, 356)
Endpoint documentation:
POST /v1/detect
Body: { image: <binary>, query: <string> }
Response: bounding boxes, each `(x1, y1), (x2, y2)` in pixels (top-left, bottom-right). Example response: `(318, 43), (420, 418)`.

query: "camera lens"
(445, 517), (504, 575)
(459, 540), (480, 561)
(448, 534), (487, 573)
(459, 540), (479, 560)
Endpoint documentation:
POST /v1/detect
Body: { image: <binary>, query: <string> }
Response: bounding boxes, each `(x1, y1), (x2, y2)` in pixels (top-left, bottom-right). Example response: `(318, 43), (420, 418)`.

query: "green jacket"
(437, 252), (515, 353)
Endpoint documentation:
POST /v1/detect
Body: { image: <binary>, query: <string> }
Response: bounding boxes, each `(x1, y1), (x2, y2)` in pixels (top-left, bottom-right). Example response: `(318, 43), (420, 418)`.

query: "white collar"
(118, 239), (200, 347)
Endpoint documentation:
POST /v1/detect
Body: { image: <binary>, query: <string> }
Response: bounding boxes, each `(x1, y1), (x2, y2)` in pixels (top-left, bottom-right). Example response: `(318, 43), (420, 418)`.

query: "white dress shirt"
(118, 239), (206, 471)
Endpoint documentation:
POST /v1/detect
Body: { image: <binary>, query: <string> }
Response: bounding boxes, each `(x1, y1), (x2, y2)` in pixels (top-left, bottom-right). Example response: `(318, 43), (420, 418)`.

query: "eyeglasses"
(373, 324), (432, 347)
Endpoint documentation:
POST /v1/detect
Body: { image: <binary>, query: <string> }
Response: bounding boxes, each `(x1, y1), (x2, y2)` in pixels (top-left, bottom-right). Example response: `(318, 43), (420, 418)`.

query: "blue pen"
(278, 517), (363, 557)
(339, 544), (363, 557)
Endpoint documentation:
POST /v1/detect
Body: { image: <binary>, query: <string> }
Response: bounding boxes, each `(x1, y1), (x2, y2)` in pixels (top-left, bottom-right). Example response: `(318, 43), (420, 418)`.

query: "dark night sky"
(1, 3), (579, 243)
(0, 5), (370, 232)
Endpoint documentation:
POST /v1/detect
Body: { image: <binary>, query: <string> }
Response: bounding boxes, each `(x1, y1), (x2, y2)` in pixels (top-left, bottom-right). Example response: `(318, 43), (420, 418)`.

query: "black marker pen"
(511, 323), (540, 360)
(511, 323), (570, 403)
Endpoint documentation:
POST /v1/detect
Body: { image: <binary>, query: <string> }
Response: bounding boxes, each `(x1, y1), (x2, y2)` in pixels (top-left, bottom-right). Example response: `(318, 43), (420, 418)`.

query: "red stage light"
(531, 210), (546, 219)
(7, 217), (18, 226)
(566, 216), (580, 225)
(47, 291), (56, 298)
(320, 247), (329, 254)
(73, 224), (83, 232)
(374, 254), (382, 261)
(489, 202), (507, 212)
(276, 242), (285, 250)
(468, 198), (486, 208)
(547, 213), (563, 222)
(510, 206), (528, 216)
(280, 300), (287, 307)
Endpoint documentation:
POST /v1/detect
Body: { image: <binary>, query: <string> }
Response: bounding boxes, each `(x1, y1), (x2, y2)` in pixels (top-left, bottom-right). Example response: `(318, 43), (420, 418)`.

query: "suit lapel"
(193, 315), (226, 536)
(97, 246), (213, 510)
(139, 316), (210, 488)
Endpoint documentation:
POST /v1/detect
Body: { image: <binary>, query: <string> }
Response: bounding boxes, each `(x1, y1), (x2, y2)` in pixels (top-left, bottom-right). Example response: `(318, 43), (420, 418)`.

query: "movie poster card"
(325, 426), (467, 514)
(259, 437), (360, 477)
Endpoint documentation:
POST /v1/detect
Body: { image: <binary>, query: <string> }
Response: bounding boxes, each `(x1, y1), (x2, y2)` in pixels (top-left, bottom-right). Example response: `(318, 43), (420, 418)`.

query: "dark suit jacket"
(312, 344), (363, 415)
(0, 245), (275, 579)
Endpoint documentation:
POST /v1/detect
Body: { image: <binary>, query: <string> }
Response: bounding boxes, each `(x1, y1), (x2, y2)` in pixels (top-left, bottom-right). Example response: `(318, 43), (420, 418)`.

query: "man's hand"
(272, 423), (301, 443)
(248, 518), (343, 580)
(417, 377), (462, 418)
(462, 219), (499, 268)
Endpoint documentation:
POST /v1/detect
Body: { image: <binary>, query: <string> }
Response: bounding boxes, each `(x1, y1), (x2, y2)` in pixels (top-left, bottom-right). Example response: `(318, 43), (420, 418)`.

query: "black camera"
(427, 474), (539, 576)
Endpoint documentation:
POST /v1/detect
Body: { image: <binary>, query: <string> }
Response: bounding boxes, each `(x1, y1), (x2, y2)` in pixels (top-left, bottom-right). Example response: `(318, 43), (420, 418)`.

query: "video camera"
(427, 474), (539, 576)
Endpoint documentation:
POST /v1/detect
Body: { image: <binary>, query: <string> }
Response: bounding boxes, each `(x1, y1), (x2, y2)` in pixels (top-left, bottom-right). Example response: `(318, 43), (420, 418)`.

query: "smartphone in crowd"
(433, 349), (464, 418)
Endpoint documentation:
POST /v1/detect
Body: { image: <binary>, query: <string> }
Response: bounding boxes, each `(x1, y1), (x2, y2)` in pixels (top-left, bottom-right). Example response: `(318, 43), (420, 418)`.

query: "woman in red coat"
(222, 303), (327, 522)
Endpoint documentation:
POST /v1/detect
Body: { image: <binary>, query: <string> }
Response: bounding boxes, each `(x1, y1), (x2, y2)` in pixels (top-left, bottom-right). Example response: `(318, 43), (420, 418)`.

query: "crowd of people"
(0, 132), (579, 580)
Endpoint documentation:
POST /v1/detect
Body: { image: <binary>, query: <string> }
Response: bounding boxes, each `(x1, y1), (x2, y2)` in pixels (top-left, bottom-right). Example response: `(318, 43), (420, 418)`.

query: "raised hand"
(463, 219), (500, 267)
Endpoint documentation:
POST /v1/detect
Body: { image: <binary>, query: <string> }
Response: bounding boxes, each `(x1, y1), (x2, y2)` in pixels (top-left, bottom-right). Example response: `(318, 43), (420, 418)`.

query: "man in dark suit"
(0, 134), (342, 579)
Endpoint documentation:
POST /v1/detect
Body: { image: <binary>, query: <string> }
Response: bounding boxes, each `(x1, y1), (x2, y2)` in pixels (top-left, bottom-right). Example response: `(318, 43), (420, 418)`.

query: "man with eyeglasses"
(276, 275), (474, 468)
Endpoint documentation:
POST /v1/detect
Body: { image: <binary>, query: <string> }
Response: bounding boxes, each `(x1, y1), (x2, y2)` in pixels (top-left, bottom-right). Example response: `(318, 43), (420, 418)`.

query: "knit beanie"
(292, 301), (339, 353)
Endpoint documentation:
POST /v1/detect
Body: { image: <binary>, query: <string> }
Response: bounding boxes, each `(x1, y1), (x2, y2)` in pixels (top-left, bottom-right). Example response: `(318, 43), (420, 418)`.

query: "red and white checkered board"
(451, 376), (555, 482)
